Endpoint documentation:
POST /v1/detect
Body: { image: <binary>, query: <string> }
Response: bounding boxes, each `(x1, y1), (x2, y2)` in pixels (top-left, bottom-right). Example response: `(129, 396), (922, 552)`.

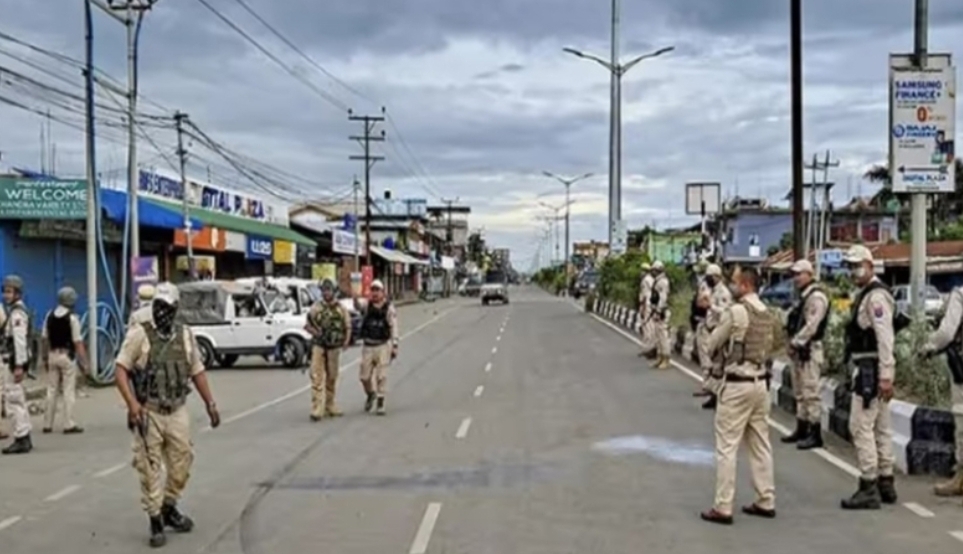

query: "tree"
(864, 159), (963, 240)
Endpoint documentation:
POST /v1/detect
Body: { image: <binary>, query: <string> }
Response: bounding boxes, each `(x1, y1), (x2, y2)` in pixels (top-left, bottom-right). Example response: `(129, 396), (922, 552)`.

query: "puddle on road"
(592, 435), (714, 466)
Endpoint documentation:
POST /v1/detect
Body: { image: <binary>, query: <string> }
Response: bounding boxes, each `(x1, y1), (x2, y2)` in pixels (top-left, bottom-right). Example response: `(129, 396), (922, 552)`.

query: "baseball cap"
(370, 279), (385, 290)
(790, 260), (814, 274)
(154, 282), (180, 304)
(705, 264), (722, 277)
(844, 245), (874, 264)
(652, 260), (665, 270)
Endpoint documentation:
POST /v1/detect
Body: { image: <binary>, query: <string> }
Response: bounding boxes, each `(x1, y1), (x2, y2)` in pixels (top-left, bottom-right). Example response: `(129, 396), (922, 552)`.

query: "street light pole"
(564, 6), (672, 255)
(542, 171), (593, 271)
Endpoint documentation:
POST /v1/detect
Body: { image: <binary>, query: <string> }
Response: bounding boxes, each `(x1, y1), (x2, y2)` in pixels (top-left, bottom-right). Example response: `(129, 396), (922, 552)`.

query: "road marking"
(409, 502), (442, 554)
(94, 463), (126, 478)
(903, 502), (936, 518)
(588, 312), (865, 480)
(492, 346), (498, 354)
(496, 335), (501, 342)
(950, 531), (963, 543)
(45, 485), (81, 503)
(206, 306), (458, 430)
(455, 417), (473, 438)
(474, 385), (484, 397)
(485, 362), (492, 372)
(0, 516), (22, 531)
(500, 326), (505, 333)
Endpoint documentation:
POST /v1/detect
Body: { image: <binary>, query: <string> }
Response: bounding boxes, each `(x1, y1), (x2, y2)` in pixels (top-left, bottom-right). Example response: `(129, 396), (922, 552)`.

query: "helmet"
(153, 282), (180, 306)
(58, 286), (78, 308)
(137, 283), (157, 301)
(2, 274), (24, 292)
(319, 278), (336, 291)
(640, 261), (651, 271)
(652, 260), (665, 271)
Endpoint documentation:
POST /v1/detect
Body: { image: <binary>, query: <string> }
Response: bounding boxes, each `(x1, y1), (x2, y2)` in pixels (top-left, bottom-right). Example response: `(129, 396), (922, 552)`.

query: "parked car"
(177, 281), (312, 369)
(892, 284), (944, 321)
(236, 277), (361, 344)
(759, 279), (796, 310)
(481, 282), (509, 305)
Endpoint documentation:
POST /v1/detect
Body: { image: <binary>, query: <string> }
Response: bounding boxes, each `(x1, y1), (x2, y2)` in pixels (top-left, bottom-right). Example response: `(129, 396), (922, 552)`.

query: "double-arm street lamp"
(563, 0), (673, 254)
(542, 171), (592, 273)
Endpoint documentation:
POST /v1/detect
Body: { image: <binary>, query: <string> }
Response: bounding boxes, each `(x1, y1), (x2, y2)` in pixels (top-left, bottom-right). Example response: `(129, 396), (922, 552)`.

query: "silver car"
(892, 284), (944, 320)
(480, 283), (509, 305)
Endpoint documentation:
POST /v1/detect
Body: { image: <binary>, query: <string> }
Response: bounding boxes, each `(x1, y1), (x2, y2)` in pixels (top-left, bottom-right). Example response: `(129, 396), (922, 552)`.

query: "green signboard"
(0, 177), (87, 219)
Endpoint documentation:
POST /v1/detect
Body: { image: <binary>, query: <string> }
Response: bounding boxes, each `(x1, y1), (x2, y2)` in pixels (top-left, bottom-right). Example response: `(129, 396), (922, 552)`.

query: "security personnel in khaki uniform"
(700, 268), (776, 525)
(696, 264), (732, 410)
(114, 282), (220, 547)
(651, 261), (672, 369)
(637, 262), (655, 357)
(304, 279), (351, 420)
(840, 245), (897, 510)
(356, 279), (398, 415)
(128, 283), (157, 329)
(924, 285), (963, 499)
(2, 275), (34, 455)
(40, 286), (88, 434)
(0, 302), (6, 441)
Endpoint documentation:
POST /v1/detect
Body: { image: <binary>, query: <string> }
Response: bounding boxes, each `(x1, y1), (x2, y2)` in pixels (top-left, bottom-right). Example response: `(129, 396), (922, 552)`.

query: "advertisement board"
(246, 235), (274, 260)
(889, 54), (956, 193)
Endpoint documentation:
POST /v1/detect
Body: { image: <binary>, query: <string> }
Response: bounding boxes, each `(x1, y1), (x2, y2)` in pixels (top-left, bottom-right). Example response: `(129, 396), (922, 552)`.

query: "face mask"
(851, 266), (868, 280)
(152, 300), (178, 335)
(705, 277), (717, 288)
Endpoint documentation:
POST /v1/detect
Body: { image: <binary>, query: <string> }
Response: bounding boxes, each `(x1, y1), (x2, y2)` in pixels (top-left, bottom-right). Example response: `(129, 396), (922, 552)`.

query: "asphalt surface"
(1, 287), (962, 553)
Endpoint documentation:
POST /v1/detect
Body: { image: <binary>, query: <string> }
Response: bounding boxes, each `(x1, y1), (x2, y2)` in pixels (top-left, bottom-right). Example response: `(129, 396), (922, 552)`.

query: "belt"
(363, 340), (389, 347)
(725, 373), (767, 383)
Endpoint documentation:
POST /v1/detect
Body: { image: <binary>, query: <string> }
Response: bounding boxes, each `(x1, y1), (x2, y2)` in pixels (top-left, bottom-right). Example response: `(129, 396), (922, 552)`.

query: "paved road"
(1, 288), (962, 552)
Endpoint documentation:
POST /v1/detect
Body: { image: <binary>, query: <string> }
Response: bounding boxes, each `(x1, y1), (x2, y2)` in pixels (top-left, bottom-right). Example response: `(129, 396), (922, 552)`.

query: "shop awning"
(370, 246), (429, 265)
(399, 253), (430, 265)
(100, 188), (202, 231)
(145, 198), (316, 246)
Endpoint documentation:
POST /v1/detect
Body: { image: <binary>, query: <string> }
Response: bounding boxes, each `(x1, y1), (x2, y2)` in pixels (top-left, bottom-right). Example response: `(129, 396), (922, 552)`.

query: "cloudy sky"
(2, 0), (963, 270)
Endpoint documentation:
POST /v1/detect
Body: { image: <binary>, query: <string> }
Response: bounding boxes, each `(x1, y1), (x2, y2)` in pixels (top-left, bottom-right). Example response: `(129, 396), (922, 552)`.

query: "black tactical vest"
(786, 285), (829, 342)
(46, 311), (75, 352)
(361, 302), (392, 344)
(845, 281), (890, 358)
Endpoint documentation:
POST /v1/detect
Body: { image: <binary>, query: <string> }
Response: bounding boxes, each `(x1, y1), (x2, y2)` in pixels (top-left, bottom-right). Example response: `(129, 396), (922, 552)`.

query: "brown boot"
(934, 473), (963, 497)
(656, 356), (670, 370)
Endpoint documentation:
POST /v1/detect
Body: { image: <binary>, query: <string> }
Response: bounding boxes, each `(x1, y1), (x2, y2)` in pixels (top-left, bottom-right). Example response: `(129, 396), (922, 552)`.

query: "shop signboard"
(139, 170), (290, 225)
(130, 256), (159, 309)
(311, 263), (337, 282)
(273, 240), (295, 264)
(361, 265), (374, 296)
(0, 177), (87, 219)
(246, 235), (274, 260)
(332, 229), (359, 255)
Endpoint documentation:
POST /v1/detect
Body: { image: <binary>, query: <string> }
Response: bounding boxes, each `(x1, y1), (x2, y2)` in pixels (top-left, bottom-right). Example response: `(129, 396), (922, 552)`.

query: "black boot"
(376, 397), (386, 415)
(161, 501), (194, 533)
(797, 422), (824, 450)
(878, 475), (898, 504)
(840, 478), (881, 510)
(701, 395), (717, 410)
(364, 392), (376, 413)
(149, 515), (167, 548)
(781, 419), (806, 444)
(2, 434), (32, 455)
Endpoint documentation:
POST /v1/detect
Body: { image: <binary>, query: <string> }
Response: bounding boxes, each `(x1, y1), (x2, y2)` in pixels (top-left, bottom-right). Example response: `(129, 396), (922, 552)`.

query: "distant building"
(573, 241), (609, 266)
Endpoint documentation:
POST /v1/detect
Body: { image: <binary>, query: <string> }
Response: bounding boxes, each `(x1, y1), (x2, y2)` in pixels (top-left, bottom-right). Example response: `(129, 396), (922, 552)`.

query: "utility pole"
(804, 150), (839, 275)
(909, 0), (929, 315)
(83, 0), (100, 380)
(348, 107), (386, 267)
(790, 0), (805, 260)
(174, 111), (194, 280)
(440, 197), (459, 256)
(352, 176), (361, 271)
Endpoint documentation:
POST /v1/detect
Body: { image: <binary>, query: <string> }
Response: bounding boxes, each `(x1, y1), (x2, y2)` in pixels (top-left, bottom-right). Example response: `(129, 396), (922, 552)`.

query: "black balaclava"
(152, 299), (178, 336)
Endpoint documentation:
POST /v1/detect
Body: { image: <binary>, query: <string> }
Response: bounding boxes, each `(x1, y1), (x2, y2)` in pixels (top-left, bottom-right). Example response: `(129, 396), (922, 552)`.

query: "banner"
(361, 265), (374, 297)
(311, 263), (337, 283)
(273, 240), (295, 264)
(0, 177), (87, 219)
(130, 256), (159, 308)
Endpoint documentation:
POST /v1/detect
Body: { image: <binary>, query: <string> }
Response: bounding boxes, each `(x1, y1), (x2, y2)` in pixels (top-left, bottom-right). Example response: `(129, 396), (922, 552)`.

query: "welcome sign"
(0, 177), (87, 219)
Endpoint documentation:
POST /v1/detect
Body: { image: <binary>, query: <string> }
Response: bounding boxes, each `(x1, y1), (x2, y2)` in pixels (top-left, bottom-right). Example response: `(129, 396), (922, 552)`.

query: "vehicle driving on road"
(481, 282), (509, 305)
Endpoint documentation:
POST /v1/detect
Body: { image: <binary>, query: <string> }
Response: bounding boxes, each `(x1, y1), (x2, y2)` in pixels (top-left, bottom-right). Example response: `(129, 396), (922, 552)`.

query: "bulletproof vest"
(361, 302), (392, 344)
(312, 302), (347, 348)
(691, 287), (708, 320)
(845, 281), (891, 358)
(1, 302), (32, 363)
(46, 311), (75, 353)
(786, 285), (829, 341)
(729, 301), (774, 366)
(650, 276), (667, 306)
(143, 323), (192, 412)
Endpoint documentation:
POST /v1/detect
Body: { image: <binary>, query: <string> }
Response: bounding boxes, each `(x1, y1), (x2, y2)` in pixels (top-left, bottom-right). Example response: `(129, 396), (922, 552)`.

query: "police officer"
(840, 245), (897, 510)
(114, 282), (220, 547)
(2, 275), (34, 455)
(637, 262), (655, 357)
(781, 260), (830, 450)
(923, 284), (963, 498)
(128, 283), (157, 329)
(304, 279), (351, 421)
(651, 261), (672, 369)
(700, 268), (776, 525)
(696, 264), (732, 410)
(40, 286), (88, 434)
(356, 280), (398, 415)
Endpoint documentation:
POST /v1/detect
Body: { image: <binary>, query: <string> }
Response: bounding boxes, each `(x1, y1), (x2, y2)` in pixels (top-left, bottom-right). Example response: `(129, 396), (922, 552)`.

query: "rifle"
(128, 368), (156, 469)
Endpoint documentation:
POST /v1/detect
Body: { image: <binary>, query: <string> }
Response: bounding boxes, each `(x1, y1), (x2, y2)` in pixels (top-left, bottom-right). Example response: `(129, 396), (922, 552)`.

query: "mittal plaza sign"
(0, 177), (87, 219)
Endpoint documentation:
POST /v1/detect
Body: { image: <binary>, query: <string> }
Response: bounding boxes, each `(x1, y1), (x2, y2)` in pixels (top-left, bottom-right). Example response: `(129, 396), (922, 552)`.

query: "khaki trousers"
(654, 310), (672, 357)
(360, 343), (392, 397)
(1, 362), (31, 438)
(44, 350), (79, 430)
(714, 379), (775, 515)
(309, 346), (342, 417)
(952, 384), (963, 472)
(696, 323), (722, 394)
(849, 395), (895, 480)
(791, 343), (823, 423)
(131, 406), (194, 517)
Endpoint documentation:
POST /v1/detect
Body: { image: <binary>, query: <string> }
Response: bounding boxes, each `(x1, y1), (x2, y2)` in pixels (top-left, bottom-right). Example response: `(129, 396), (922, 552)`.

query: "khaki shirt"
(355, 298), (399, 342)
(306, 300), (352, 341)
(127, 305), (153, 329)
(853, 280), (896, 381)
(705, 292), (770, 378)
(653, 274), (670, 311)
(41, 306), (83, 346)
(927, 287), (963, 352)
(792, 283), (830, 347)
(639, 274), (654, 306)
(3, 301), (30, 368)
(706, 282), (732, 329)
(115, 324), (205, 377)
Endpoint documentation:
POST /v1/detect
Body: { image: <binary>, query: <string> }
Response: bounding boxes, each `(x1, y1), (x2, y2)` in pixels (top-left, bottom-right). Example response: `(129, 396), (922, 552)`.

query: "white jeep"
(176, 281), (312, 369)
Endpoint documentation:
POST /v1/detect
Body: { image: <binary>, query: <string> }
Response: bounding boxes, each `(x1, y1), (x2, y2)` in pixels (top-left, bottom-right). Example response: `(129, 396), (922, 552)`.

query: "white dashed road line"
(903, 502), (936, 518)
(491, 346), (498, 354)
(485, 362), (492, 372)
(0, 516), (22, 531)
(474, 385), (484, 398)
(93, 463), (127, 479)
(409, 502), (442, 554)
(950, 531), (963, 543)
(44, 485), (81, 503)
(496, 335), (501, 341)
(455, 417), (473, 439)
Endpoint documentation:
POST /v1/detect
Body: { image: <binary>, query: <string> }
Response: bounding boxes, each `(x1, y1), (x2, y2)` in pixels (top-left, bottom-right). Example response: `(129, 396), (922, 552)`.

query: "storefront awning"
(101, 188), (203, 231)
(369, 245), (410, 264)
(145, 197), (316, 246)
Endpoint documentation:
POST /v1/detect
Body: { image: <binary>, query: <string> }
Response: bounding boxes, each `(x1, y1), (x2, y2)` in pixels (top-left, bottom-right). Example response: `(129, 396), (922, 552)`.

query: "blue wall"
(0, 222), (120, 326)
(725, 212), (792, 260)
